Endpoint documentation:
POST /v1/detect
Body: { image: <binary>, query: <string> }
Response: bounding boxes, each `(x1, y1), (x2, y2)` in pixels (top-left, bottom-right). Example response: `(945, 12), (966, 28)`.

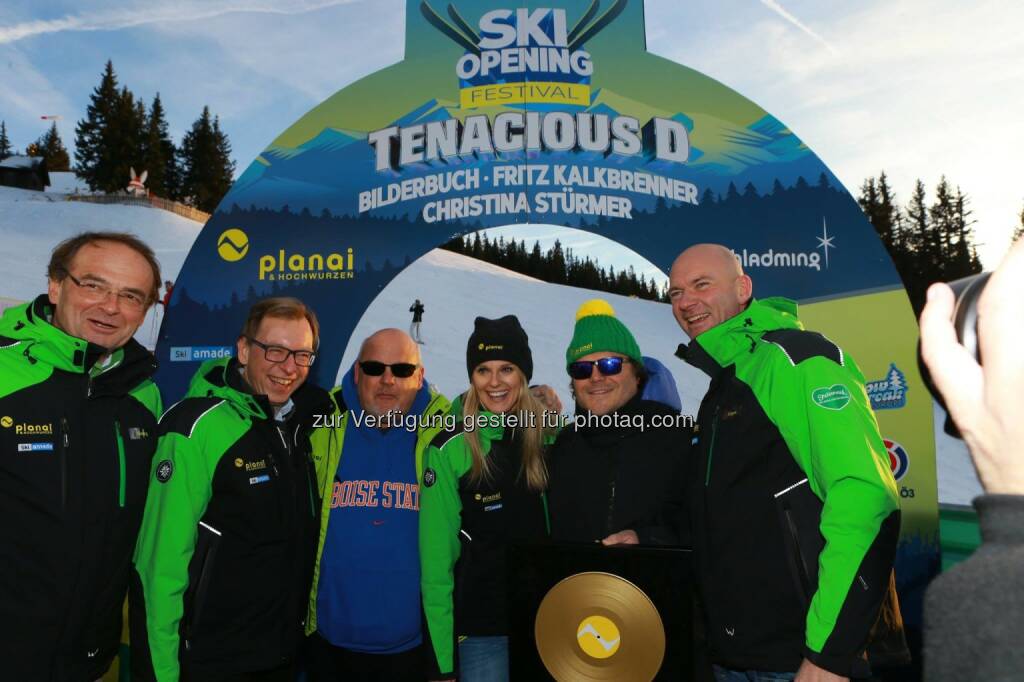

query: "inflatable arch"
(157, 0), (938, 648)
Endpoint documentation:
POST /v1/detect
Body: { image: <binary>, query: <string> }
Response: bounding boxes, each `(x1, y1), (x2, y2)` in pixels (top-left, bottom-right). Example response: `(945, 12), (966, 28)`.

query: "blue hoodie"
(316, 365), (432, 653)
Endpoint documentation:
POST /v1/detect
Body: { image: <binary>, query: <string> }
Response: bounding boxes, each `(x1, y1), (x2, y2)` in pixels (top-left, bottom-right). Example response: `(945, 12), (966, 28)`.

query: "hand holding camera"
(919, 238), (1024, 495)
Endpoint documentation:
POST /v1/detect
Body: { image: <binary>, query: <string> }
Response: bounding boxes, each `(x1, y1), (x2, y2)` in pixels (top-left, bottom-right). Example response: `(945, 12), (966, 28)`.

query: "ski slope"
(0, 184), (201, 347)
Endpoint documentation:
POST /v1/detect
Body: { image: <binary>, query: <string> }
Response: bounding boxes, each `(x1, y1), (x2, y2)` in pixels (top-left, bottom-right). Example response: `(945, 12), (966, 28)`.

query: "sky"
(1, 0), (1021, 268)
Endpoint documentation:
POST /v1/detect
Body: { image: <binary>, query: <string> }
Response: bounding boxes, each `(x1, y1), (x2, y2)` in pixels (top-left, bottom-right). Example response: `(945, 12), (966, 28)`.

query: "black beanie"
(466, 315), (533, 381)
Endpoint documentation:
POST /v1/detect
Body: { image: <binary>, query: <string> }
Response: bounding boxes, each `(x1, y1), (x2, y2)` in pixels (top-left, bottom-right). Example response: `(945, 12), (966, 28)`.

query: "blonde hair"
(462, 367), (552, 492)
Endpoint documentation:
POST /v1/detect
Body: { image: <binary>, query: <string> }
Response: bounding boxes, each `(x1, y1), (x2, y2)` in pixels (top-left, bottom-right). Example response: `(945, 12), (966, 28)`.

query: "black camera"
(917, 272), (991, 438)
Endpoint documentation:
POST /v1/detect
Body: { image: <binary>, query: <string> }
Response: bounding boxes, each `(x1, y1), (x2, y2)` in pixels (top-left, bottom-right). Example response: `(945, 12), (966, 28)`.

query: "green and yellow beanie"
(565, 299), (643, 367)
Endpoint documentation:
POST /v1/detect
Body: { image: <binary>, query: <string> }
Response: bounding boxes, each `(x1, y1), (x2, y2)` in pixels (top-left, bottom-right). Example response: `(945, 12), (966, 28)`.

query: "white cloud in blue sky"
(0, 0), (1021, 266)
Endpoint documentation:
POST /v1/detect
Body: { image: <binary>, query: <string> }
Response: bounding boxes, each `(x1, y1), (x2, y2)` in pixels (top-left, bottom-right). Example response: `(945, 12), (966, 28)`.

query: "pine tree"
(74, 61), (121, 191)
(0, 121), (12, 160)
(179, 106), (236, 212)
(26, 122), (70, 171)
(140, 93), (178, 199)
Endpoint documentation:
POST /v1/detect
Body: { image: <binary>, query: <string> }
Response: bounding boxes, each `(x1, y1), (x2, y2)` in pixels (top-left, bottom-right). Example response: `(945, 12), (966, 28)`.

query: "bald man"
(304, 329), (451, 681)
(669, 245), (907, 682)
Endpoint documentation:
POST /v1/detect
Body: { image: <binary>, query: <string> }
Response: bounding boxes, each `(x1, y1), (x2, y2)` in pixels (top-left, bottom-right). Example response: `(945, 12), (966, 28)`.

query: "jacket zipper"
(114, 421), (126, 507)
(705, 406), (720, 487)
(60, 416), (70, 510)
(186, 521), (221, 648)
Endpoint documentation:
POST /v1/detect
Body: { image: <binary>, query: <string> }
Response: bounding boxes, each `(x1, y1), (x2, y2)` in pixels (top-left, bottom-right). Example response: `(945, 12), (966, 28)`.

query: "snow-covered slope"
(0, 185), (201, 346)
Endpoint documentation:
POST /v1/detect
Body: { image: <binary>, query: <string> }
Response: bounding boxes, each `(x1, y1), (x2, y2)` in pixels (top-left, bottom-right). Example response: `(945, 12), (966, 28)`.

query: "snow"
(934, 401), (983, 506)
(0, 155), (40, 170)
(46, 172), (94, 195)
(0, 184), (982, 504)
(0, 184), (201, 348)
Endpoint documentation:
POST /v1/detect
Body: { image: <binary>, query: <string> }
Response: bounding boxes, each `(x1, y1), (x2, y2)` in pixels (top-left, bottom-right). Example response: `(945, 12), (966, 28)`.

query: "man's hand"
(794, 658), (849, 682)
(601, 529), (639, 545)
(919, 238), (1024, 494)
(530, 384), (563, 414)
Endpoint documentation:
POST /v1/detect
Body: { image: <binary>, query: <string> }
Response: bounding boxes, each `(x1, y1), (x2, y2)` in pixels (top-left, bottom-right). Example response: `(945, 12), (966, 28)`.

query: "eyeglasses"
(359, 361), (418, 378)
(567, 356), (626, 380)
(246, 336), (317, 367)
(64, 272), (149, 311)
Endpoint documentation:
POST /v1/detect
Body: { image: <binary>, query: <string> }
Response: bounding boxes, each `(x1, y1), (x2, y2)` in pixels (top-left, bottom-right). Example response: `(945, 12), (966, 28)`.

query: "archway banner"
(157, 0), (937, 646)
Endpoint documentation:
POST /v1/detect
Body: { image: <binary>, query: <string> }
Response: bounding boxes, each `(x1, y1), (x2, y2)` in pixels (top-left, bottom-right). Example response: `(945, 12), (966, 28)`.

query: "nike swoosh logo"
(372, 519), (385, 526)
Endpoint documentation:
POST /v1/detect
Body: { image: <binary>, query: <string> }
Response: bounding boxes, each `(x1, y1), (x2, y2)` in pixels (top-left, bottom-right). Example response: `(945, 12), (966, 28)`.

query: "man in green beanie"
(546, 298), (689, 547)
(669, 244), (907, 682)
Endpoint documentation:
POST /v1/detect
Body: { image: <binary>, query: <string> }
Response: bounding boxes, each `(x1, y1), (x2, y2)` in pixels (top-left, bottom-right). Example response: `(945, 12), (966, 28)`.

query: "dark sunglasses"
(359, 361), (419, 378)
(567, 356), (626, 380)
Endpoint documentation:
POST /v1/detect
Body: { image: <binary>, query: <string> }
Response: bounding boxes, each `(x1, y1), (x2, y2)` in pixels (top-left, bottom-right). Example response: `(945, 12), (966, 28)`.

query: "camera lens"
(917, 272), (991, 438)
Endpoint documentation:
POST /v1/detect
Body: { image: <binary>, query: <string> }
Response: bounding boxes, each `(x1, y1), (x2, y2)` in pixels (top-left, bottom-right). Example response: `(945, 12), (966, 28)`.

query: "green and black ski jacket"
(420, 416), (552, 677)
(0, 295), (161, 682)
(680, 297), (907, 678)
(130, 357), (330, 682)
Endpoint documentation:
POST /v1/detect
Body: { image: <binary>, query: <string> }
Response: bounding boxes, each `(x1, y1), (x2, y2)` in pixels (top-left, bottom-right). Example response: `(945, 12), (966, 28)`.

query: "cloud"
(0, 0), (359, 45)
(758, 0), (838, 56)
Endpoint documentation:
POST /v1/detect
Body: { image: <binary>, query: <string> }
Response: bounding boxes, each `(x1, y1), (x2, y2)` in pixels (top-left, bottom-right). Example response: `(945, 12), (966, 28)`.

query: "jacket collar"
(678, 297), (802, 378)
(0, 295), (157, 391)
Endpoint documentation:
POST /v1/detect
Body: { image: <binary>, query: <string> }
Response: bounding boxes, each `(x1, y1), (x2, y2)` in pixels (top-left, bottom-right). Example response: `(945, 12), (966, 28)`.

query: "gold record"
(534, 571), (665, 682)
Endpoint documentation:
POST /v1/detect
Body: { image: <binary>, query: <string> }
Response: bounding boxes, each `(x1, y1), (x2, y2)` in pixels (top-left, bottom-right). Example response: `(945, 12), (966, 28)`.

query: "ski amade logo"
(215, 228), (356, 282)
(422, 3), (626, 109)
(884, 438), (910, 482)
(866, 362), (908, 411)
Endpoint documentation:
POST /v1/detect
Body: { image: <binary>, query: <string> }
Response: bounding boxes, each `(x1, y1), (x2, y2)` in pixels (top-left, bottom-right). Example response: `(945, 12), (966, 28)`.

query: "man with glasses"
(669, 244), (907, 682)
(0, 232), (162, 681)
(303, 328), (452, 681)
(131, 297), (331, 682)
(546, 299), (689, 547)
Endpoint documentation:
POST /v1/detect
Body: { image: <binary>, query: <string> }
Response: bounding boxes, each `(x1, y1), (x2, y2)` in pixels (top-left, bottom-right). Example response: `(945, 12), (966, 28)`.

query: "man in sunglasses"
(547, 299), (689, 548)
(132, 297), (331, 682)
(303, 327), (452, 682)
(0, 232), (163, 681)
(669, 244), (907, 682)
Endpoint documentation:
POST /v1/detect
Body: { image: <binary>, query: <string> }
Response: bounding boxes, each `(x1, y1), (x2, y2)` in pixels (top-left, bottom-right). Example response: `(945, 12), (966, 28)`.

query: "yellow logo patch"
(577, 615), (621, 659)
(217, 228), (249, 261)
(0, 416), (12, 428)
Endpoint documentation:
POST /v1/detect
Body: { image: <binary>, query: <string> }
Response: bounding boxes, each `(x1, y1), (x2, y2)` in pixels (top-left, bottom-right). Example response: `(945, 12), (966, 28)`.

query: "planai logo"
(217, 228), (249, 261)
(577, 615), (621, 659)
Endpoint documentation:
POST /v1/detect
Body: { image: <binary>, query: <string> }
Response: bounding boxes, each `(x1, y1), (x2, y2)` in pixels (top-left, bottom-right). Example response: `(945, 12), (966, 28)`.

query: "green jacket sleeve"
(419, 436), (472, 677)
(133, 429), (216, 682)
(762, 351), (900, 667)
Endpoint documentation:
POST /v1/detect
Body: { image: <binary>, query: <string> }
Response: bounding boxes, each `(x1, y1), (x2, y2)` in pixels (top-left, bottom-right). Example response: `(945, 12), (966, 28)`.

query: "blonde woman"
(419, 315), (554, 682)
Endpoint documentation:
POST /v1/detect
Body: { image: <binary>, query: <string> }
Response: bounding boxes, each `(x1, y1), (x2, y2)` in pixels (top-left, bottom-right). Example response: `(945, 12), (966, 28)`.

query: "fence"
(66, 193), (211, 224)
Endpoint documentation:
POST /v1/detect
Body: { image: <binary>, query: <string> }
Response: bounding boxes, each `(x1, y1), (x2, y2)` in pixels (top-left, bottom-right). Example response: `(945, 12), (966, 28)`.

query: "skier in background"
(409, 299), (425, 344)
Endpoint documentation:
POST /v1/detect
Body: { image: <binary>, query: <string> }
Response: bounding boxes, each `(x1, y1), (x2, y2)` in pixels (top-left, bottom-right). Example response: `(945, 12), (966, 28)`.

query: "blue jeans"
(458, 635), (509, 682)
(713, 665), (796, 682)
